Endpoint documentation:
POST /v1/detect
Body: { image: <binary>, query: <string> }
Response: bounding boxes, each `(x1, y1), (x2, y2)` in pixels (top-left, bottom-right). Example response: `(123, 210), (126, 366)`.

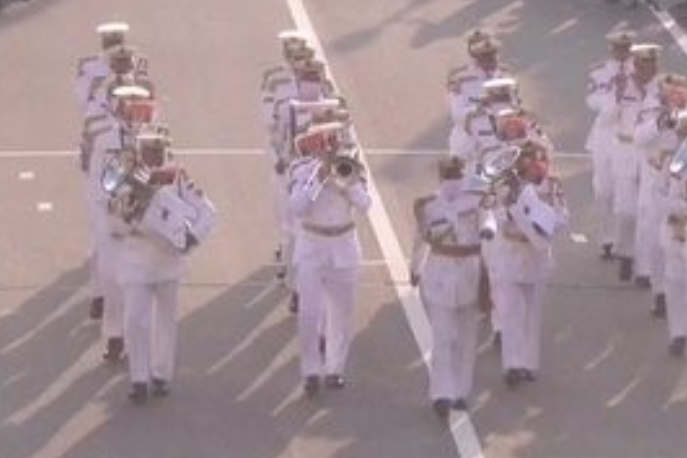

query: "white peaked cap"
(112, 85), (150, 99)
(96, 22), (130, 35)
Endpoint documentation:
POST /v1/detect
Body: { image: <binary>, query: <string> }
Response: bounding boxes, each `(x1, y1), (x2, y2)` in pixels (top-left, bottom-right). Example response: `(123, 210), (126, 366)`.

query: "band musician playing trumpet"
(409, 155), (492, 419)
(585, 30), (635, 261)
(636, 88), (687, 354)
(288, 122), (371, 398)
(634, 74), (687, 317)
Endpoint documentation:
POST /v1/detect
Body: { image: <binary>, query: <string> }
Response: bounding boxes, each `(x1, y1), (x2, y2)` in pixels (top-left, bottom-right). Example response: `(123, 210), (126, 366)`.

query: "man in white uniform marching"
(288, 122), (371, 397)
(409, 156), (491, 419)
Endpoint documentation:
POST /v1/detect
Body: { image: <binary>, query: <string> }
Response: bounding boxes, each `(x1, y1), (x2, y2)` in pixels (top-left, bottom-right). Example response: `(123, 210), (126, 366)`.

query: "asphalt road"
(0, 1), (686, 458)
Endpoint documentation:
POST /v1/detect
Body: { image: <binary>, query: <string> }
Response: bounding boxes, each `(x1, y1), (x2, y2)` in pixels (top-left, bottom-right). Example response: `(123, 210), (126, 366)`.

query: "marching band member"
(450, 77), (548, 346)
(634, 74), (687, 317)
(409, 156), (491, 419)
(599, 43), (662, 282)
(657, 124), (687, 356)
(447, 30), (513, 126)
(495, 140), (568, 386)
(82, 84), (153, 362)
(288, 122), (371, 398)
(585, 30), (635, 260)
(110, 131), (216, 403)
(75, 22), (129, 115)
(77, 22), (129, 321)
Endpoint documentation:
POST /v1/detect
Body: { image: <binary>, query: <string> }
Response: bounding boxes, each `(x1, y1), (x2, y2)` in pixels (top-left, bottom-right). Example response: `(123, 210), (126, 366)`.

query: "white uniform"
(598, 74), (659, 261)
(83, 102), (127, 347)
(409, 187), (486, 402)
(288, 156), (372, 379)
(496, 177), (568, 375)
(635, 107), (676, 294)
(585, 58), (630, 248)
(661, 171), (687, 342)
(118, 170), (215, 386)
(447, 62), (511, 125)
(76, 54), (111, 115)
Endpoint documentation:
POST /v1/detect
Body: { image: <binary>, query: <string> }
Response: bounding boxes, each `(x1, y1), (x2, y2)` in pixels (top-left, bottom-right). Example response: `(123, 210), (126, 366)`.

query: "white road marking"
(36, 202), (53, 212)
(0, 148), (590, 159)
(652, 7), (687, 53)
(284, 1), (483, 457)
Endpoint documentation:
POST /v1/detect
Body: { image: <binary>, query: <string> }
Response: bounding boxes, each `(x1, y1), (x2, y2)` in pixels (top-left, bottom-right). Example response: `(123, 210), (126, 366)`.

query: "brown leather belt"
(617, 133), (634, 144)
(430, 243), (481, 258)
(668, 214), (687, 242)
(302, 221), (355, 237)
(503, 227), (530, 243)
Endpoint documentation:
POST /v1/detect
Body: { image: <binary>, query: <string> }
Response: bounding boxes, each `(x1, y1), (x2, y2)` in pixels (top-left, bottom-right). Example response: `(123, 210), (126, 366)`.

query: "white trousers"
(635, 205), (661, 279)
(123, 281), (179, 384)
(424, 302), (480, 401)
(663, 237), (687, 339)
(592, 147), (616, 247)
(613, 169), (639, 258)
(295, 262), (357, 377)
(97, 237), (124, 339)
(272, 172), (297, 290)
(499, 281), (544, 371)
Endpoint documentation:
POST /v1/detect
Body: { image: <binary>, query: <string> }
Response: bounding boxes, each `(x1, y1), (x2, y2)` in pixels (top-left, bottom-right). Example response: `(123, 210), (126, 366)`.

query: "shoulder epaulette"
(266, 76), (293, 94)
(76, 55), (99, 76)
(447, 65), (469, 81)
(261, 65), (287, 90)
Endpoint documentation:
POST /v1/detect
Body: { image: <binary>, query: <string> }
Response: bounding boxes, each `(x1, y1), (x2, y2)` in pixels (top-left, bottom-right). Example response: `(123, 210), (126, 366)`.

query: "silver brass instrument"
(462, 145), (521, 195)
(101, 151), (156, 223)
(296, 122), (363, 200)
(461, 146), (521, 240)
(669, 139), (687, 176)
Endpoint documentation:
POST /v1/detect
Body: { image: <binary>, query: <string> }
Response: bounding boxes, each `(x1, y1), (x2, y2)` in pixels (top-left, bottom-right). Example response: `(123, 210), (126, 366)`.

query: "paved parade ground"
(1, 1), (687, 457)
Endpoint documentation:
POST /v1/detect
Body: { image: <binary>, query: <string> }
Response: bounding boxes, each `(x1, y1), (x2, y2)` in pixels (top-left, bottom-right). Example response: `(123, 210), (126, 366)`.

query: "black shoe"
(634, 275), (651, 289)
(651, 294), (667, 319)
(505, 368), (522, 387)
(303, 375), (320, 398)
(324, 374), (345, 389)
(288, 292), (299, 314)
(492, 331), (502, 349)
(89, 296), (104, 320)
(601, 243), (614, 261)
(128, 382), (148, 404)
(646, 0), (660, 10)
(669, 336), (686, 357)
(151, 378), (170, 397)
(103, 337), (124, 362)
(432, 398), (451, 419)
(452, 398), (469, 411)
(318, 335), (326, 356)
(619, 257), (633, 282)
(519, 368), (537, 382)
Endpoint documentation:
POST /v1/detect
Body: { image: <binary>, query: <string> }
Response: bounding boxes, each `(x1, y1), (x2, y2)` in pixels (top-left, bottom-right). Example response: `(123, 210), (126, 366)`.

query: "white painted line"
(18, 171), (35, 180)
(284, 1), (483, 457)
(36, 202), (53, 212)
(569, 232), (589, 244)
(0, 148), (590, 159)
(652, 7), (687, 54)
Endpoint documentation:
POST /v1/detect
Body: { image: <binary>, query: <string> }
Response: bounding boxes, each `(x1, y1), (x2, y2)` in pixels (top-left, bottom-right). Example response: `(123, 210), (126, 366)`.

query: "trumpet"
(304, 151), (364, 201)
